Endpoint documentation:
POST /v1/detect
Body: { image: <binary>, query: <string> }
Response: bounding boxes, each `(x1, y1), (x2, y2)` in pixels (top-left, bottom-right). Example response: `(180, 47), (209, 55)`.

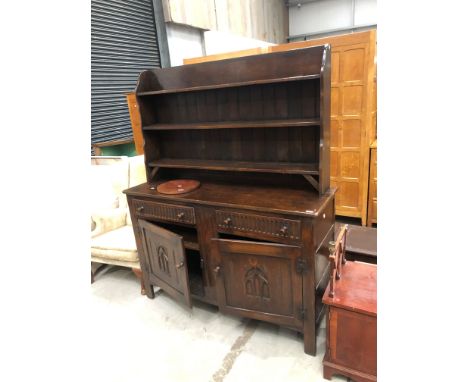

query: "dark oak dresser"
(124, 45), (335, 356)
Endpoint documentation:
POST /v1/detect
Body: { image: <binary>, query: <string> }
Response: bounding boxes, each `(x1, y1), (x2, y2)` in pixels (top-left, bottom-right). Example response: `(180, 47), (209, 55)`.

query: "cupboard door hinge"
(298, 306), (306, 320)
(296, 257), (306, 274)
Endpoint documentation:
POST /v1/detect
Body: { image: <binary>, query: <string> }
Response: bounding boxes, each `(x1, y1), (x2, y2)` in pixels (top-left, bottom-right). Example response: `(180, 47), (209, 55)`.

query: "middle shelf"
(142, 118), (320, 131)
(148, 158), (319, 175)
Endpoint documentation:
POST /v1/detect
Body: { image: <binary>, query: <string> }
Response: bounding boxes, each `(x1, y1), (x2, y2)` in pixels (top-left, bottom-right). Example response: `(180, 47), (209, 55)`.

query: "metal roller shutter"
(91, 0), (161, 145)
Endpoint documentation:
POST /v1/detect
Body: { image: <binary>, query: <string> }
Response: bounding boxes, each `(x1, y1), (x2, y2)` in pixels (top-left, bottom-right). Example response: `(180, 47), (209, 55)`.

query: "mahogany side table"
(322, 258), (377, 381)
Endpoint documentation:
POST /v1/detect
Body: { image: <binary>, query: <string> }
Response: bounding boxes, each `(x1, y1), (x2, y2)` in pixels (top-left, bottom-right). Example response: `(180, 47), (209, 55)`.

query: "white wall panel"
(355, 0), (377, 26)
(289, 0), (353, 36)
(166, 23), (204, 66)
(289, 0), (376, 38)
(203, 30), (273, 56)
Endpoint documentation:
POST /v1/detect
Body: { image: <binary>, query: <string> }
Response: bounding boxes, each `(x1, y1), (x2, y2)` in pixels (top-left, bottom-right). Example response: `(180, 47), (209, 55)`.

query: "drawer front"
(132, 199), (196, 225)
(216, 210), (301, 241)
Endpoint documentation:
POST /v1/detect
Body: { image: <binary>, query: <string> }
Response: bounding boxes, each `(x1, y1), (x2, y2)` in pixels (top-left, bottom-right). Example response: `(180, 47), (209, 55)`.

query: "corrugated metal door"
(91, 0), (161, 145)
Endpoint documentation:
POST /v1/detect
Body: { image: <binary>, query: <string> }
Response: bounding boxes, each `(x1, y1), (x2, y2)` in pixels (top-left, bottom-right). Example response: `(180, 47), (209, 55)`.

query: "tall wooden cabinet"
(124, 46), (335, 356)
(184, 30), (377, 225)
(367, 140), (377, 226)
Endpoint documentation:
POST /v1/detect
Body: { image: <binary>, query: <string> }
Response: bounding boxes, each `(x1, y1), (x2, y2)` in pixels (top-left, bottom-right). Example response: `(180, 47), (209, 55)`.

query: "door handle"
(214, 265), (221, 276)
(176, 261), (184, 269)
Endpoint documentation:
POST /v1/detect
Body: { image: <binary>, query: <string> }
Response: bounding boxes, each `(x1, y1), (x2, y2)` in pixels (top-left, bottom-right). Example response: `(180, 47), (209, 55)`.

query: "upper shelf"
(148, 158), (319, 175)
(142, 118), (321, 131)
(136, 74), (321, 96)
(136, 46), (328, 95)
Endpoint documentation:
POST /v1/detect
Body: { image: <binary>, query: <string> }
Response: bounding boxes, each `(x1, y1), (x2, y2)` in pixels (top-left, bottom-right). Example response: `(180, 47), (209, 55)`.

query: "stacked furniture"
(323, 225), (377, 381)
(124, 46), (335, 355)
(335, 223), (377, 264)
(367, 140), (377, 226)
(185, 30), (377, 225)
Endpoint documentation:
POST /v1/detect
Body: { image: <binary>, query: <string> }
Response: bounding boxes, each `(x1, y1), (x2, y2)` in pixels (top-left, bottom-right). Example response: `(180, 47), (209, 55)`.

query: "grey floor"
(90, 266), (348, 382)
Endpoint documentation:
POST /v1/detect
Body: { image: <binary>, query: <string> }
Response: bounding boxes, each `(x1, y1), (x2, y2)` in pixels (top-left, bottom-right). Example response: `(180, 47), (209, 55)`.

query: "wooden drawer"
(216, 210), (301, 241)
(132, 199), (196, 225)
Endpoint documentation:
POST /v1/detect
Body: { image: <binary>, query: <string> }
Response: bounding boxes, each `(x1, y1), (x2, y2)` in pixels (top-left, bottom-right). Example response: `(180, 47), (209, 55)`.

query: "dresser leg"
(138, 268), (154, 299)
(303, 324), (316, 356)
(132, 268), (146, 295)
(144, 281), (154, 299)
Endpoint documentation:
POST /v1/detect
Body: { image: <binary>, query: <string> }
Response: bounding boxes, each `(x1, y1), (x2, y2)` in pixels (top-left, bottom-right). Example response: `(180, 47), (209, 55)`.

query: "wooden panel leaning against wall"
(184, 30), (377, 226)
(367, 140), (377, 227)
(126, 93), (144, 155)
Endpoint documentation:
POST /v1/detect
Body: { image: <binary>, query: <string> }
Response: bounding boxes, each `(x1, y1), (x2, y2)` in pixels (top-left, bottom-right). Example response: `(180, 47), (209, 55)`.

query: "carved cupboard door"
(138, 219), (192, 308)
(212, 239), (303, 329)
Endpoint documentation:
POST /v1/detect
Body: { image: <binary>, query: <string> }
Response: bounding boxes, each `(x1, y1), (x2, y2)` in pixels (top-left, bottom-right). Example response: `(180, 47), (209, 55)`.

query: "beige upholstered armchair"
(91, 155), (146, 293)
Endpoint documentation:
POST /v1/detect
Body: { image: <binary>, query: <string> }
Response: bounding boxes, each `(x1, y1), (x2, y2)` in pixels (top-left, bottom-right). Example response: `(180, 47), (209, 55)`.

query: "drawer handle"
(279, 225), (288, 235)
(223, 217), (232, 225)
(177, 212), (185, 220)
(136, 206), (144, 213)
(176, 261), (184, 269)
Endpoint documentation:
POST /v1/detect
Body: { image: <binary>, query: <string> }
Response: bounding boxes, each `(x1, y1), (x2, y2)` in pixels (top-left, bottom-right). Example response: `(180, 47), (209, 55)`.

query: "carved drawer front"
(132, 199), (196, 225)
(216, 211), (301, 241)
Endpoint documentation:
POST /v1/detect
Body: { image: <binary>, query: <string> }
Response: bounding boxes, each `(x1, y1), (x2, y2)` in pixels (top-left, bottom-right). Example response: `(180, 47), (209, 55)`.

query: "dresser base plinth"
(323, 354), (376, 382)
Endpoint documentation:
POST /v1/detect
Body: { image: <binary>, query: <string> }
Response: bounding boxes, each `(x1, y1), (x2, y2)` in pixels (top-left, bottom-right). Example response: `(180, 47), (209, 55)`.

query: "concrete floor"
(90, 266), (348, 382)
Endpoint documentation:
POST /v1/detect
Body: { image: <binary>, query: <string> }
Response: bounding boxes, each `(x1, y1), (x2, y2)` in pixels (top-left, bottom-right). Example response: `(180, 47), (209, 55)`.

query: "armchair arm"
(91, 208), (128, 238)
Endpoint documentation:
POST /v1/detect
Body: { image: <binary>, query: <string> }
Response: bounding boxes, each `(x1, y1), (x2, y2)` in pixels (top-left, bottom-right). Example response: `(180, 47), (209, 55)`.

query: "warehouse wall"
(163, 0), (288, 43)
(288, 0), (376, 39)
(166, 23), (275, 66)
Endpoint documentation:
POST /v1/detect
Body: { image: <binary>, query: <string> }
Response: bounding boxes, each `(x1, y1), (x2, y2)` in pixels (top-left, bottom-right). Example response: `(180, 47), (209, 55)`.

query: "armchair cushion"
(90, 165), (119, 213)
(91, 156), (129, 213)
(91, 225), (138, 262)
(91, 208), (127, 238)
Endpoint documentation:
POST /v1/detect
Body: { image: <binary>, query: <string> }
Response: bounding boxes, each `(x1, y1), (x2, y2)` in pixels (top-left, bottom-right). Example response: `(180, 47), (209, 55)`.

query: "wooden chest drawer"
(216, 210), (301, 241)
(132, 199), (196, 225)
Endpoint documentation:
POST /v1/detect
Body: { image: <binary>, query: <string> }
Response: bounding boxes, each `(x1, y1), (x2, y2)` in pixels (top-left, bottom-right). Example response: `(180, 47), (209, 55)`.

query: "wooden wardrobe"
(184, 30), (377, 225)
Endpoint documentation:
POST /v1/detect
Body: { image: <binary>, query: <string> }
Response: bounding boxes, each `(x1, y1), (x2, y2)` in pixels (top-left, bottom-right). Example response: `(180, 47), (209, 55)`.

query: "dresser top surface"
(323, 261), (377, 316)
(124, 181), (335, 217)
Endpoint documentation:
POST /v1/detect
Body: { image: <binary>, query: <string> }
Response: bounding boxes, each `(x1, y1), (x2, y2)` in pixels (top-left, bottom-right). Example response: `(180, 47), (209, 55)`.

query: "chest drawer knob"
(137, 206), (144, 213)
(280, 225), (288, 235)
(223, 217), (232, 225)
(177, 212), (185, 220)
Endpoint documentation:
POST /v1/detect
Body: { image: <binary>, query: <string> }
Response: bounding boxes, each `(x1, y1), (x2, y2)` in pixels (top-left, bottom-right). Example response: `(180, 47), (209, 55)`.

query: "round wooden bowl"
(156, 179), (201, 195)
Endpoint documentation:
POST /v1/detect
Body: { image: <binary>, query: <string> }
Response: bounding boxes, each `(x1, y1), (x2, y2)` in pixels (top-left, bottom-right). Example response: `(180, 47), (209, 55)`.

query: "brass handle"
(177, 212), (185, 220)
(280, 225), (288, 235)
(223, 217), (232, 225)
(176, 261), (184, 269)
(214, 266), (221, 275)
(137, 206), (144, 213)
